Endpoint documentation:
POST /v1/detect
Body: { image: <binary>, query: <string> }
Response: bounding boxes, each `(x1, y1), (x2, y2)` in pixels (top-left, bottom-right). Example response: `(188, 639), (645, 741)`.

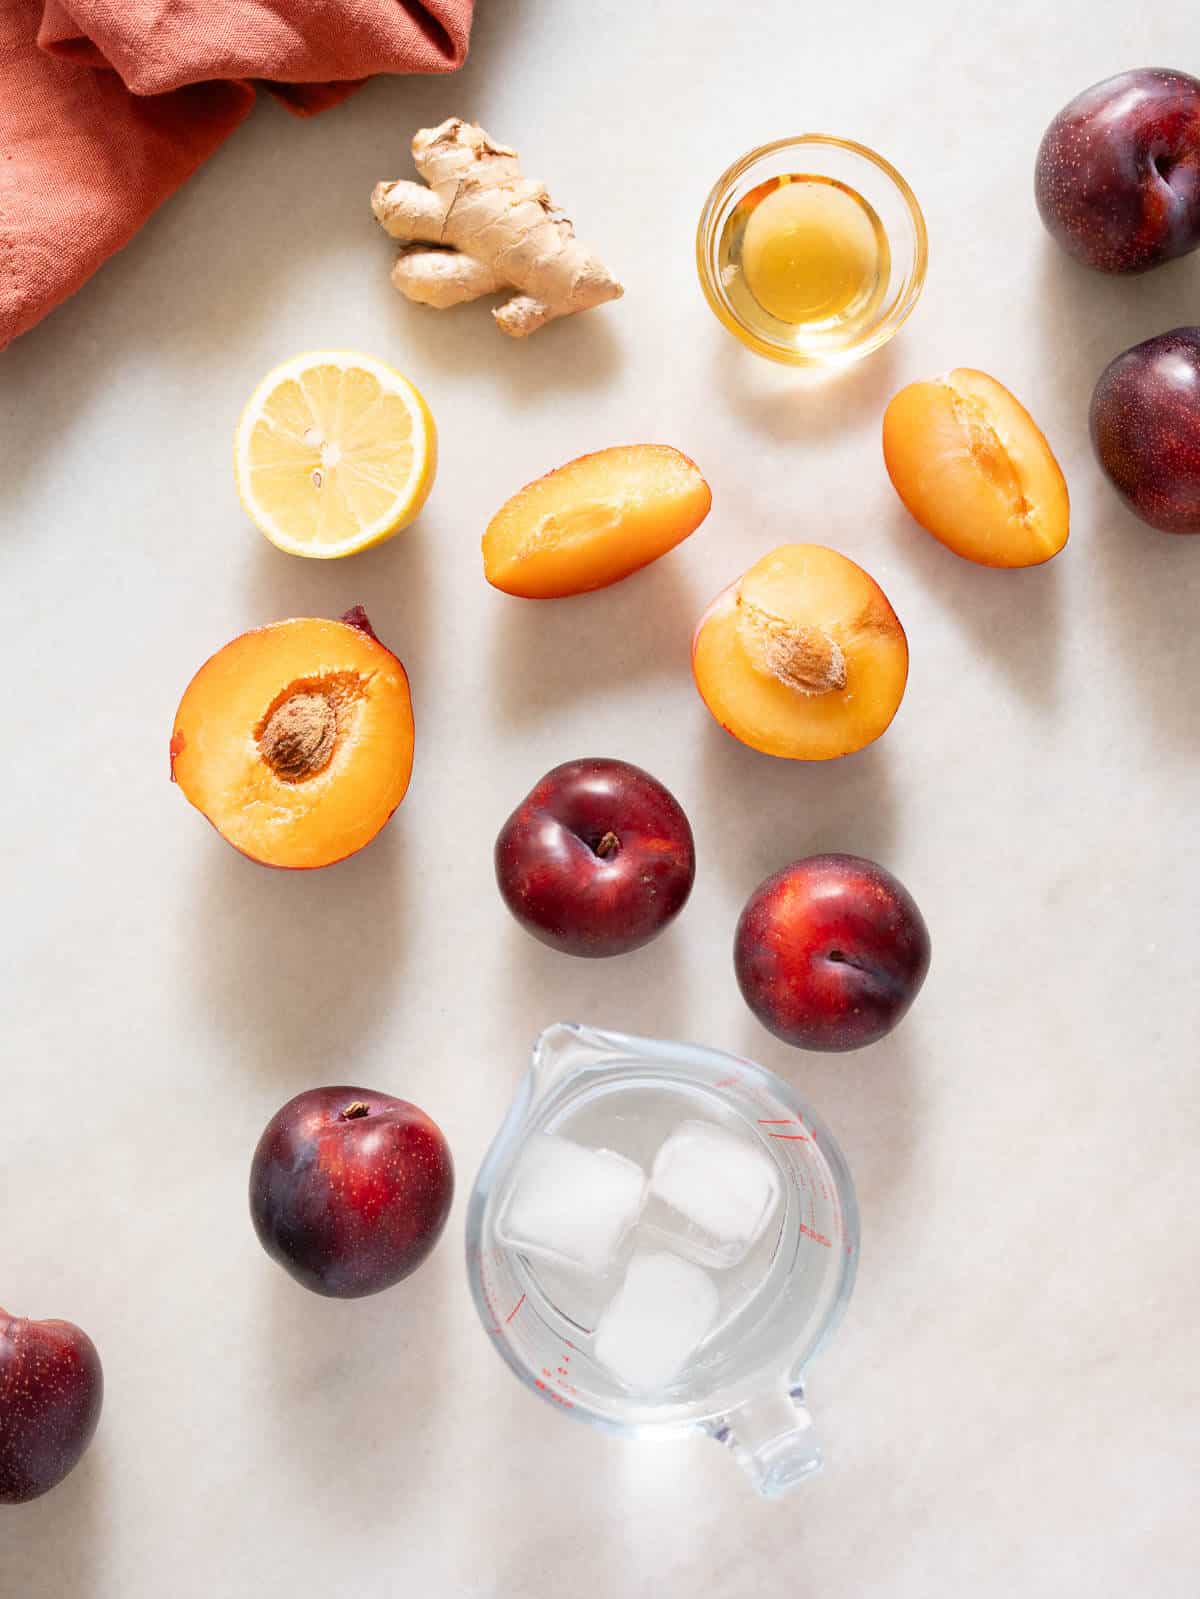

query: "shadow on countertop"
(1028, 242), (1200, 755)
(708, 321), (901, 446)
(880, 493), (1067, 713)
(488, 553), (702, 728)
(185, 814), (408, 1086)
(698, 715), (900, 891)
(251, 1243), (454, 1521)
(0, 1434), (105, 1599)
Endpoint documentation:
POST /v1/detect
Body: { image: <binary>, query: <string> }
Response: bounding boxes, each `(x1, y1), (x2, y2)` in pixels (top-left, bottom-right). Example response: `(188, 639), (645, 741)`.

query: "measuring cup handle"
(713, 1383), (823, 1498)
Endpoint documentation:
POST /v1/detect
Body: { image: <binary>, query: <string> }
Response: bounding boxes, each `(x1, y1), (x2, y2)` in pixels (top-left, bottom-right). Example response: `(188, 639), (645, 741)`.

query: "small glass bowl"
(696, 134), (928, 368)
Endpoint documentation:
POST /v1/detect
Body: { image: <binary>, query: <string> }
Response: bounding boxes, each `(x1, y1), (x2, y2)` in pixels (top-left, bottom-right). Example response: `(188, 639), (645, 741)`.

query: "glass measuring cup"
(465, 1024), (859, 1497)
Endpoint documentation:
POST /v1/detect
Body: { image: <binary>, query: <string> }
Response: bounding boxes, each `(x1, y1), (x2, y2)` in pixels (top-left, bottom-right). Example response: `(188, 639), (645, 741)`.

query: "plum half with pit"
(1035, 68), (1200, 274)
(494, 758), (695, 957)
(735, 854), (931, 1052)
(1090, 327), (1200, 534)
(691, 545), (909, 759)
(249, 1088), (454, 1298)
(0, 1309), (103, 1504)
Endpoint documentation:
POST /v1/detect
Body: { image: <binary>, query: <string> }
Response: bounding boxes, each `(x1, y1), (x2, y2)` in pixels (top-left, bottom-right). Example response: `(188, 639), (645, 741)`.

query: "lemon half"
(234, 351), (436, 558)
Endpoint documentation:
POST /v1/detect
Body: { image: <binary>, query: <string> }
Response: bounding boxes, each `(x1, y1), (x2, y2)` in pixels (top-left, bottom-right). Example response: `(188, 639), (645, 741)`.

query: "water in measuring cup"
(498, 1076), (788, 1395)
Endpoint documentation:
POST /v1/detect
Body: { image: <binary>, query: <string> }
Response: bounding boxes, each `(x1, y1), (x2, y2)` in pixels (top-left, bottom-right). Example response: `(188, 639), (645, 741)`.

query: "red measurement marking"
(767, 1132), (811, 1141)
(534, 1379), (575, 1409)
(799, 1223), (832, 1247)
(757, 1118), (796, 1125)
(478, 1263), (502, 1333)
(504, 1293), (526, 1324)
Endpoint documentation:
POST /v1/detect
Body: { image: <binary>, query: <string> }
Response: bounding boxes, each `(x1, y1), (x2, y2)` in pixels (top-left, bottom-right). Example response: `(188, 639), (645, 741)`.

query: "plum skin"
(0, 1310), (103, 1504)
(494, 757), (695, 957)
(1034, 68), (1200, 274)
(734, 854), (931, 1052)
(249, 1088), (454, 1299)
(1089, 327), (1200, 534)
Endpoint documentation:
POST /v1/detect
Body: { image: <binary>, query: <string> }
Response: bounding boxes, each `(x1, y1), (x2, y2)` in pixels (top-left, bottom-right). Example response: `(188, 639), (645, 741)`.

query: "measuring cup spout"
(715, 1384), (823, 1498)
(529, 1023), (621, 1107)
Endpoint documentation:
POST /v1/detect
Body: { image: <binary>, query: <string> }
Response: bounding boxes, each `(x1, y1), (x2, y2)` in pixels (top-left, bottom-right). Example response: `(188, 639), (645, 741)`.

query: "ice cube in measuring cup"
(642, 1120), (781, 1269)
(593, 1251), (720, 1391)
(497, 1133), (646, 1275)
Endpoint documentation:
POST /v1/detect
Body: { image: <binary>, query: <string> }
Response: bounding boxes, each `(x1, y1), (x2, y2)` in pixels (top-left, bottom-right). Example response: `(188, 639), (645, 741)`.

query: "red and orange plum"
(734, 854), (930, 1052)
(249, 1089), (454, 1298)
(495, 758), (695, 957)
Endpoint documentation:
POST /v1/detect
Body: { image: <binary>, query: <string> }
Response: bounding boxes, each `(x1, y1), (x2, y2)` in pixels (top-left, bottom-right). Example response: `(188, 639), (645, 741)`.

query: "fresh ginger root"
(371, 119), (624, 338)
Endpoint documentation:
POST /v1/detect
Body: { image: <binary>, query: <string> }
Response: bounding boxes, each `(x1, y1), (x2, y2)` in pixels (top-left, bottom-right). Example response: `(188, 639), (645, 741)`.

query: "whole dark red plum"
(249, 1089), (454, 1298)
(1035, 68), (1200, 273)
(734, 854), (931, 1053)
(494, 758), (695, 957)
(0, 1309), (103, 1504)
(1090, 327), (1200, 533)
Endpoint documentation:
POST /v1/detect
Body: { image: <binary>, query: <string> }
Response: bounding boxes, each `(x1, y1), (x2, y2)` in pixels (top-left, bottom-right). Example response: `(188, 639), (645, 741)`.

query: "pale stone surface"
(1, 2), (1197, 1594)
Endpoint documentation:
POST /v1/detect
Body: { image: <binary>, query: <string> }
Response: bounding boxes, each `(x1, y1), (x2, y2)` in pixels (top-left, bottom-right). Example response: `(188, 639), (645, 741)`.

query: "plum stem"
(594, 831), (620, 859)
(340, 605), (378, 641)
(340, 1101), (371, 1120)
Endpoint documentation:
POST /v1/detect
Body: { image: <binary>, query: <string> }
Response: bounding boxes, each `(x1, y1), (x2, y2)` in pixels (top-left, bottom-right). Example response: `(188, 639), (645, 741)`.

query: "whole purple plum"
(1035, 69), (1200, 273)
(1090, 328), (1200, 534)
(0, 1309), (103, 1503)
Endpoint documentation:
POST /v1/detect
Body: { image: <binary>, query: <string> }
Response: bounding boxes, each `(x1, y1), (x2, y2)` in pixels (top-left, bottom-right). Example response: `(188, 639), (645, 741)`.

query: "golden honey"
(718, 174), (890, 347)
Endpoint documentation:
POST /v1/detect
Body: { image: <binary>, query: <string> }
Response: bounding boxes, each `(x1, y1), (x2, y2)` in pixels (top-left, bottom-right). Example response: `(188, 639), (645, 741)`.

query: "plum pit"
(738, 599), (847, 696)
(259, 691), (337, 782)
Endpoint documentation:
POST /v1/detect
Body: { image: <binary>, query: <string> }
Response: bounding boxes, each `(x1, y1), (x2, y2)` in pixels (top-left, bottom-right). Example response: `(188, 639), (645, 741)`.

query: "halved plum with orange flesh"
(170, 609), (413, 869)
(882, 369), (1069, 567)
(482, 444), (711, 598)
(692, 544), (908, 761)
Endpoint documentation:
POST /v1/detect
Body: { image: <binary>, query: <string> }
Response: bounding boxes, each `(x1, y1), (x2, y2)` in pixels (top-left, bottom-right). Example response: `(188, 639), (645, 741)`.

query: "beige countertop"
(2, 2), (1198, 1594)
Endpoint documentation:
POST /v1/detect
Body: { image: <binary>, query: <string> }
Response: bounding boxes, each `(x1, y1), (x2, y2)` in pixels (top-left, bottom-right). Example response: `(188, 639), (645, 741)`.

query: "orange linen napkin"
(0, 0), (473, 350)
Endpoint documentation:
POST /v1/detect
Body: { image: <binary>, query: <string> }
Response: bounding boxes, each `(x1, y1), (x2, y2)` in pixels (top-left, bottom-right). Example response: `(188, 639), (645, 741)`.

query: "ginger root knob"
(260, 693), (337, 782)
(372, 118), (623, 339)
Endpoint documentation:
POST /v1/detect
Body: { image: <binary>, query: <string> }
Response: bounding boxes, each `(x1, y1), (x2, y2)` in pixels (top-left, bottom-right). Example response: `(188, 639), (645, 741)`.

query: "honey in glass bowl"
(720, 174), (890, 344)
(697, 136), (927, 368)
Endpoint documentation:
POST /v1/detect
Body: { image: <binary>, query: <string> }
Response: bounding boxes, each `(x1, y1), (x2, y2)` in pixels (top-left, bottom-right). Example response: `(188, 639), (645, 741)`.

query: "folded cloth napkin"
(0, 0), (473, 350)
